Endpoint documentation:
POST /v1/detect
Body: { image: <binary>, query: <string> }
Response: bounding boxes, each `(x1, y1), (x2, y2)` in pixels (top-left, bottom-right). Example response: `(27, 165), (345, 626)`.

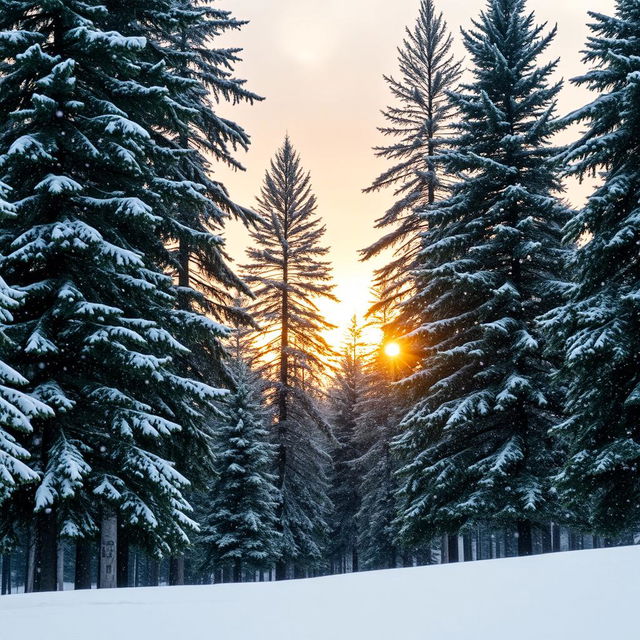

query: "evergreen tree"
(0, 181), (52, 506)
(363, 0), (461, 317)
(327, 317), (366, 573)
(395, 0), (570, 557)
(542, 1), (640, 536)
(0, 0), (236, 589)
(102, 0), (262, 585)
(200, 359), (280, 582)
(243, 137), (336, 579)
(355, 349), (403, 570)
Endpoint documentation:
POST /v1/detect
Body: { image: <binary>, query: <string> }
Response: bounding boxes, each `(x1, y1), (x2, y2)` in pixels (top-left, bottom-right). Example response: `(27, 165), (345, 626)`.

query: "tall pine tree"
(363, 0), (461, 318)
(542, 1), (640, 536)
(243, 137), (336, 579)
(395, 0), (570, 557)
(0, 0), (238, 589)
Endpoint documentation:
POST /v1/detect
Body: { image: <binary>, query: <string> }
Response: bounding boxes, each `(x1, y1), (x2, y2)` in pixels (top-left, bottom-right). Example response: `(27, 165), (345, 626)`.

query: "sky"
(216, 0), (616, 347)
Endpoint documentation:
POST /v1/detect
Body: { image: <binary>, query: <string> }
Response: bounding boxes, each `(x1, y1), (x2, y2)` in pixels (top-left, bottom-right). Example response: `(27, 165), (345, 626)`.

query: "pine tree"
(103, 0), (262, 585)
(0, 181), (52, 511)
(0, 0), (237, 588)
(363, 0), (461, 317)
(542, 1), (640, 536)
(395, 0), (570, 557)
(243, 137), (336, 579)
(327, 317), (367, 573)
(200, 358), (280, 582)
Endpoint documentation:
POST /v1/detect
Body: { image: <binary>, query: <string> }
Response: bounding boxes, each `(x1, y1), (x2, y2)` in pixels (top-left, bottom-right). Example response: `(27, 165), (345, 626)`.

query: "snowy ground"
(1, 547), (637, 640)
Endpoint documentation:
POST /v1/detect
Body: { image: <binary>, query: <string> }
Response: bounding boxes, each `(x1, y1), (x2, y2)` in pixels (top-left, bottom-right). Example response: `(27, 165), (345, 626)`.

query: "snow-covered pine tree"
(394, 0), (570, 557)
(0, 181), (53, 516)
(103, 0), (262, 586)
(362, 0), (461, 318)
(200, 358), (280, 582)
(541, 1), (640, 536)
(327, 317), (367, 573)
(0, 1), (230, 589)
(243, 137), (337, 579)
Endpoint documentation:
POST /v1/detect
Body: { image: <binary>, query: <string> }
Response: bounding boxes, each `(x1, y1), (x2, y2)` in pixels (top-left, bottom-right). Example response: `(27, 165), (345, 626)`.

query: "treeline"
(2, 0), (640, 593)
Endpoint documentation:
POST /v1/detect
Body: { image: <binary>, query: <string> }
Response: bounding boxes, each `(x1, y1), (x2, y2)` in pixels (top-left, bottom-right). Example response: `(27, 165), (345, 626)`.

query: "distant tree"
(542, 1), (640, 536)
(363, 0), (462, 319)
(395, 0), (570, 557)
(243, 137), (337, 579)
(328, 317), (367, 573)
(200, 359), (281, 582)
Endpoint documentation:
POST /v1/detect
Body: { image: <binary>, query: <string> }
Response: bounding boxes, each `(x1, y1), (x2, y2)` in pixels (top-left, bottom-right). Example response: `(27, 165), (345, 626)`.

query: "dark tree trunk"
(552, 523), (561, 552)
(34, 509), (58, 592)
(147, 557), (159, 587)
(75, 540), (93, 590)
(447, 535), (459, 563)
(233, 559), (242, 583)
(169, 556), (185, 586)
(1, 554), (11, 595)
(352, 546), (359, 573)
(541, 523), (552, 554)
(24, 526), (36, 593)
(463, 534), (473, 562)
(517, 520), (533, 557)
(275, 562), (287, 581)
(117, 531), (129, 588)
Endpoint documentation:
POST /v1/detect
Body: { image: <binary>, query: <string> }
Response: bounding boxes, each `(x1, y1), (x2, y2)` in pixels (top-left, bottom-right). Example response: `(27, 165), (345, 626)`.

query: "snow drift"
(1, 547), (637, 640)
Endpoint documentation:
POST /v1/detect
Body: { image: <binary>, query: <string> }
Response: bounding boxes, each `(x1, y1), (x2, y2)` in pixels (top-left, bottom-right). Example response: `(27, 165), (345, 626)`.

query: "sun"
(384, 342), (401, 358)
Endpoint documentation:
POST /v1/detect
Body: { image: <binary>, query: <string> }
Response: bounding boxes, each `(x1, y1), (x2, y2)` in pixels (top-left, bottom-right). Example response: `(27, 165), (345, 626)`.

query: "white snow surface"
(1, 546), (638, 640)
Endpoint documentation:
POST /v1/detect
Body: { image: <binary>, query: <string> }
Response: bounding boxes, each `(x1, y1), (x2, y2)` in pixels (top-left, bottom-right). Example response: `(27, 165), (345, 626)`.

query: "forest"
(1, 0), (639, 594)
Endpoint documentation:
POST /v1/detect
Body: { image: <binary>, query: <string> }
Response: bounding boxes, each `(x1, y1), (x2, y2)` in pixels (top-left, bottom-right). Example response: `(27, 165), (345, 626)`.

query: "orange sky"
(216, 0), (615, 347)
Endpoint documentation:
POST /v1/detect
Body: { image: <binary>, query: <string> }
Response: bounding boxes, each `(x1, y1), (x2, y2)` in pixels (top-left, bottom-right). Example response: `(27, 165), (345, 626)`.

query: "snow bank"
(1, 547), (637, 640)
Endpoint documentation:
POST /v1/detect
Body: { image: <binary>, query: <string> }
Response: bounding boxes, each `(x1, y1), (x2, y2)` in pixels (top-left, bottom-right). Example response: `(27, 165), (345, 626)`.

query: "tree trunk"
(34, 509), (58, 592)
(447, 535), (459, 563)
(233, 559), (242, 583)
(1, 554), (11, 595)
(517, 520), (533, 557)
(117, 531), (129, 588)
(75, 540), (92, 589)
(169, 556), (185, 586)
(99, 510), (117, 589)
(24, 526), (36, 593)
(541, 523), (552, 554)
(56, 541), (65, 591)
(275, 561), (287, 581)
(352, 546), (359, 573)
(147, 557), (159, 587)
(463, 534), (473, 562)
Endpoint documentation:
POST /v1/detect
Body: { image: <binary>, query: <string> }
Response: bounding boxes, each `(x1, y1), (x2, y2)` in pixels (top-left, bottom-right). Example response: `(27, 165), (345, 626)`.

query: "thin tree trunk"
(233, 559), (242, 583)
(56, 541), (64, 591)
(34, 509), (58, 592)
(25, 525), (36, 594)
(541, 523), (552, 554)
(147, 557), (159, 587)
(447, 535), (459, 563)
(169, 556), (185, 586)
(75, 540), (92, 590)
(117, 531), (129, 588)
(1, 554), (10, 595)
(463, 534), (473, 562)
(517, 520), (533, 557)
(99, 510), (117, 589)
